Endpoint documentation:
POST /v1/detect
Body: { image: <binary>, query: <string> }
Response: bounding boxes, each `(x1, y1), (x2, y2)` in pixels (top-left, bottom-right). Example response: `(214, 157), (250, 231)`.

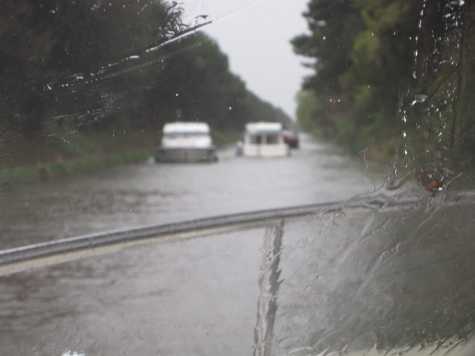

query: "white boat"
(155, 122), (218, 163)
(238, 122), (290, 158)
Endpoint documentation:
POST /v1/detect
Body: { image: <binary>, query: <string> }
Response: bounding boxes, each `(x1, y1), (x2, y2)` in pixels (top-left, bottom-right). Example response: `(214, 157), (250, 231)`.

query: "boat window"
(250, 135), (263, 144)
(266, 134), (280, 145)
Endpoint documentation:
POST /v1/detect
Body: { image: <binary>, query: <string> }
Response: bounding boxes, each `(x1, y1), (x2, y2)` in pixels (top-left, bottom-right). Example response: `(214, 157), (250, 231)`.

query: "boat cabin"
(155, 122), (217, 163)
(239, 122), (290, 158)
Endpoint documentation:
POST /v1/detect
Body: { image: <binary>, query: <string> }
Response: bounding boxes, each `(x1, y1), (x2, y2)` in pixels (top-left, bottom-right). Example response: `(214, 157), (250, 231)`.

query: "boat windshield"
(266, 134), (280, 144)
(249, 133), (280, 145)
(249, 135), (263, 144)
(164, 132), (210, 139)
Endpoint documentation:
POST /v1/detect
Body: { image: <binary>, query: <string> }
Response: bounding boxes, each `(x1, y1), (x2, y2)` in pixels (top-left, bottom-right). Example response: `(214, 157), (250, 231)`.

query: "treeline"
(0, 0), (290, 167)
(293, 0), (475, 169)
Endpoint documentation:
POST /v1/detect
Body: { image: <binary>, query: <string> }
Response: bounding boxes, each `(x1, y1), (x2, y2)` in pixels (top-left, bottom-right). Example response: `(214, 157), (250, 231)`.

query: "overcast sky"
(182, 0), (310, 118)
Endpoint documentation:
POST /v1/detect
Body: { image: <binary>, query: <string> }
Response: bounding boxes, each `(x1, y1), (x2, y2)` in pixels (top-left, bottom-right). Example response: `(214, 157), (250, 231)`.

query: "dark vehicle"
(282, 130), (300, 149)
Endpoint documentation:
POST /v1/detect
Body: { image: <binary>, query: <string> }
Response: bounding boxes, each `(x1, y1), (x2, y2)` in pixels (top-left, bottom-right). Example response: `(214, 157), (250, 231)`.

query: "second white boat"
(237, 122), (290, 158)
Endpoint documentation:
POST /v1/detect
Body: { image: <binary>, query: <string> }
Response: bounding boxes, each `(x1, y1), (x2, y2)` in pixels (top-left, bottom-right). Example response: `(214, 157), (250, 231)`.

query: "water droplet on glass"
(411, 94), (428, 106)
(62, 352), (86, 356)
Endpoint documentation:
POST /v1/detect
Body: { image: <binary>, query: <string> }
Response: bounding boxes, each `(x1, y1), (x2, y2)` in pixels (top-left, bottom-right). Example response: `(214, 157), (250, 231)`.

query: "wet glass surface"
(1, 0), (475, 354)
(274, 201), (475, 355)
(1, 196), (475, 355)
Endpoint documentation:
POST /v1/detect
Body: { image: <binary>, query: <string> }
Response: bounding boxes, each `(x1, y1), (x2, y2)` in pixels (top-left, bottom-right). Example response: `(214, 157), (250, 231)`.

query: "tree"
(0, 1), (291, 165)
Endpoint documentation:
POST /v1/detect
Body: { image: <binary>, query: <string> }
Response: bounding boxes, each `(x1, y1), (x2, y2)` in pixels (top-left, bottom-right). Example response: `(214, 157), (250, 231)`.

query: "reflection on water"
(0, 229), (263, 355)
(0, 135), (374, 249)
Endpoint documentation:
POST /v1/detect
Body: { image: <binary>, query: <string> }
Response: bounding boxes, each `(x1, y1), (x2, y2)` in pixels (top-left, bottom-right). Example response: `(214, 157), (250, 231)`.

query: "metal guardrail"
(0, 191), (473, 275)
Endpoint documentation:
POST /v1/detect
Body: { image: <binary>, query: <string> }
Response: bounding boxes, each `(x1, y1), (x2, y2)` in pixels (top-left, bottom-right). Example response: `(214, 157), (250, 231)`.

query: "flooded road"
(0, 135), (374, 249)
(2, 135), (475, 356)
(1, 194), (475, 356)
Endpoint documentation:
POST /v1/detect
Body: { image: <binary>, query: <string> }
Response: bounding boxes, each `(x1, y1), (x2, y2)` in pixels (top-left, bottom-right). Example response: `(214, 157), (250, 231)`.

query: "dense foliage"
(0, 0), (290, 167)
(293, 0), (474, 168)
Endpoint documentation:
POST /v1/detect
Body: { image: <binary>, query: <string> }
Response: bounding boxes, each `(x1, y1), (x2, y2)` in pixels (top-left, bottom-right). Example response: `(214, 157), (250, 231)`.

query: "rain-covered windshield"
(1, 1), (475, 355)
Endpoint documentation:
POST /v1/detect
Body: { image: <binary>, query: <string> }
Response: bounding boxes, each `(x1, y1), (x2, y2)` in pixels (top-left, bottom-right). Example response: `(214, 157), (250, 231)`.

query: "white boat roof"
(163, 122), (210, 134)
(246, 122), (283, 134)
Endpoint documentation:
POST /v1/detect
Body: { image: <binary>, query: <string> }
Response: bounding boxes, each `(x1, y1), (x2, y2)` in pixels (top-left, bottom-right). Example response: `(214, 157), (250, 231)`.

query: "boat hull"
(241, 144), (290, 158)
(155, 147), (218, 163)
